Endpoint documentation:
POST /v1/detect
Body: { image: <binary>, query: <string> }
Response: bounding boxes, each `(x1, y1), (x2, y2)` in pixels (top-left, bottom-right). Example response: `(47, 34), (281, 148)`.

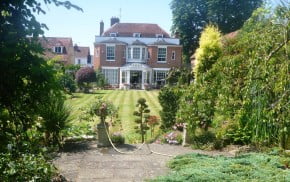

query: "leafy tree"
(194, 25), (222, 80)
(166, 67), (193, 86)
(171, 0), (208, 63)
(171, 0), (262, 63)
(206, 0), (263, 33)
(76, 67), (97, 93)
(178, 5), (290, 148)
(0, 0), (81, 180)
(147, 116), (160, 137)
(133, 98), (150, 143)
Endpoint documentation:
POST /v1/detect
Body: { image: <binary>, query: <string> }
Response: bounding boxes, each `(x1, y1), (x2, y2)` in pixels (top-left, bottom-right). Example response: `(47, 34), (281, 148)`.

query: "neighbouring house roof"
(223, 31), (239, 39)
(38, 37), (74, 64)
(74, 45), (90, 58)
(99, 38), (128, 45)
(103, 23), (170, 38)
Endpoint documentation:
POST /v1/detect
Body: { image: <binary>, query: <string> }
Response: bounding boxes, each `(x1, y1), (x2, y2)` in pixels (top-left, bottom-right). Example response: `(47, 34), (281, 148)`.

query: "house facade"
(74, 45), (92, 67)
(39, 37), (92, 68)
(39, 37), (74, 65)
(94, 18), (182, 89)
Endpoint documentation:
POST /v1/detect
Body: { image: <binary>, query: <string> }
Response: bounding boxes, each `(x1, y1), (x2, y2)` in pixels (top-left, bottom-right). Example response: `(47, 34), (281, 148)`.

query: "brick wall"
(147, 46), (182, 68)
(94, 44), (182, 69)
(93, 44), (126, 69)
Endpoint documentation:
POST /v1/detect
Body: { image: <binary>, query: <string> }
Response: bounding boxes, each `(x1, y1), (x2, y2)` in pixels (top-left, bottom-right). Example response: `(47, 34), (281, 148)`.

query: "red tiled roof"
(74, 46), (90, 58)
(224, 31), (239, 39)
(38, 37), (74, 64)
(103, 23), (170, 38)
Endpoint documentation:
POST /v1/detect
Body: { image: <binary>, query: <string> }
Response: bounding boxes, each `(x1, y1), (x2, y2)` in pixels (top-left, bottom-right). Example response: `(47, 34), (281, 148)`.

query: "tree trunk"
(141, 111), (144, 143)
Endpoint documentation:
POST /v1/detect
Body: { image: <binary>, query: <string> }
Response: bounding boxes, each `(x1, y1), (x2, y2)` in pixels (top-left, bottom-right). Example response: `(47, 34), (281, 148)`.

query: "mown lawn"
(65, 90), (161, 143)
(152, 152), (290, 181)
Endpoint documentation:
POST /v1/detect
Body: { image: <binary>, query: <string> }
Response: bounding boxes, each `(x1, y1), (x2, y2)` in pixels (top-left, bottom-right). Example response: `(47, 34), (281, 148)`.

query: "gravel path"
(53, 140), (231, 182)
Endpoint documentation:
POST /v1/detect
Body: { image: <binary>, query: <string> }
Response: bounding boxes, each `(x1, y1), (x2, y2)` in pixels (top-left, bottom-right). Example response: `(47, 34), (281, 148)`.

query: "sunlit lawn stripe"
(144, 91), (161, 117)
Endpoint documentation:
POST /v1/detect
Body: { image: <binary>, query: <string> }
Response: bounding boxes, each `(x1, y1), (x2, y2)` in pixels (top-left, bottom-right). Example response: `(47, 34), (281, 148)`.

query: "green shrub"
(152, 153), (290, 181)
(158, 86), (182, 130)
(177, 5), (290, 148)
(110, 132), (125, 145)
(95, 69), (107, 89)
(59, 73), (77, 93)
(38, 94), (70, 146)
(0, 153), (56, 181)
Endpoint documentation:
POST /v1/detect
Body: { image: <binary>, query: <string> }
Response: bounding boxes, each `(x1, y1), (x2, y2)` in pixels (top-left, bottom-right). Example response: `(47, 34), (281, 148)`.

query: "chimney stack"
(110, 17), (120, 26)
(100, 20), (104, 36)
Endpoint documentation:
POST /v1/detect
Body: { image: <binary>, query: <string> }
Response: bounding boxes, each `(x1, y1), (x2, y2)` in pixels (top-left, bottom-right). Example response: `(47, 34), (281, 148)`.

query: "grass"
(65, 90), (161, 143)
(152, 153), (290, 181)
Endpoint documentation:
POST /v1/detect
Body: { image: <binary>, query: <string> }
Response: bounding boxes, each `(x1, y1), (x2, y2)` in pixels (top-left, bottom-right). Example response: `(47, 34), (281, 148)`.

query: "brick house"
(39, 37), (74, 65)
(94, 18), (182, 89)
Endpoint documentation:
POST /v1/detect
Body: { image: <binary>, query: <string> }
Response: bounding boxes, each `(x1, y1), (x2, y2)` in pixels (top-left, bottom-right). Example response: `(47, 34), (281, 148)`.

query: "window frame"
(157, 47), (167, 62)
(133, 47), (141, 59)
(102, 68), (119, 85)
(54, 46), (63, 54)
(106, 45), (115, 61)
(156, 34), (164, 38)
(133, 33), (141, 37)
(109, 32), (117, 37)
(171, 51), (176, 60)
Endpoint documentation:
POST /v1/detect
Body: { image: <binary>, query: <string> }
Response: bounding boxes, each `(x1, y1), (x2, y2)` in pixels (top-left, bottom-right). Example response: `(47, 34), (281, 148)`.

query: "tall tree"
(0, 0), (81, 151)
(171, 0), (208, 64)
(206, 0), (263, 33)
(171, 0), (263, 63)
(133, 98), (150, 143)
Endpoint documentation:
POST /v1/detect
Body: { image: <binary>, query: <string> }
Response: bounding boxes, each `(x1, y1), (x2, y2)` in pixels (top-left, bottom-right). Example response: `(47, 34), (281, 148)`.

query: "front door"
(130, 71), (142, 89)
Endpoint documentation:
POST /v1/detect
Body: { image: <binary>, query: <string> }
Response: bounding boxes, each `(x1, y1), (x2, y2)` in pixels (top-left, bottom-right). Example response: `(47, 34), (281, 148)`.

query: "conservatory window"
(102, 69), (118, 84)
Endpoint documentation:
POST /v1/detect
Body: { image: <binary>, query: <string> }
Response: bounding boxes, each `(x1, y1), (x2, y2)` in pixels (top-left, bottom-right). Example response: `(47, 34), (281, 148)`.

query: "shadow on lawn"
(70, 92), (105, 98)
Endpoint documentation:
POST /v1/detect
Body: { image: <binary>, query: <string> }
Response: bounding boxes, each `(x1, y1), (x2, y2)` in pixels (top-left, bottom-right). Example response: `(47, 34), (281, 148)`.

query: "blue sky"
(36, 0), (173, 53)
(35, 0), (280, 53)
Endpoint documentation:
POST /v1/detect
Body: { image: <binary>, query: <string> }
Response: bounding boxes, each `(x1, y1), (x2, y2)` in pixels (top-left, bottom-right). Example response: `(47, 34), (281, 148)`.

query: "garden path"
(53, 140), (231, 182)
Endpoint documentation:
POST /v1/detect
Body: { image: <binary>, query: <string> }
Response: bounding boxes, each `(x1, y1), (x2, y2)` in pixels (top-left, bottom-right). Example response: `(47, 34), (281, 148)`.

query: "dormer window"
(54, 46), (63, 54)
(110, 33), (117, 37)
(156, 34), (163, 38)
(133, 33), (141, 37)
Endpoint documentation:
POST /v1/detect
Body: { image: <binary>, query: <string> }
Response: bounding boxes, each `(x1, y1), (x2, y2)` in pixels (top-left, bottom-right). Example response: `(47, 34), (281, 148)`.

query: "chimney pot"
(100, 20), (104, 36)
(110, 17), (120, 26)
